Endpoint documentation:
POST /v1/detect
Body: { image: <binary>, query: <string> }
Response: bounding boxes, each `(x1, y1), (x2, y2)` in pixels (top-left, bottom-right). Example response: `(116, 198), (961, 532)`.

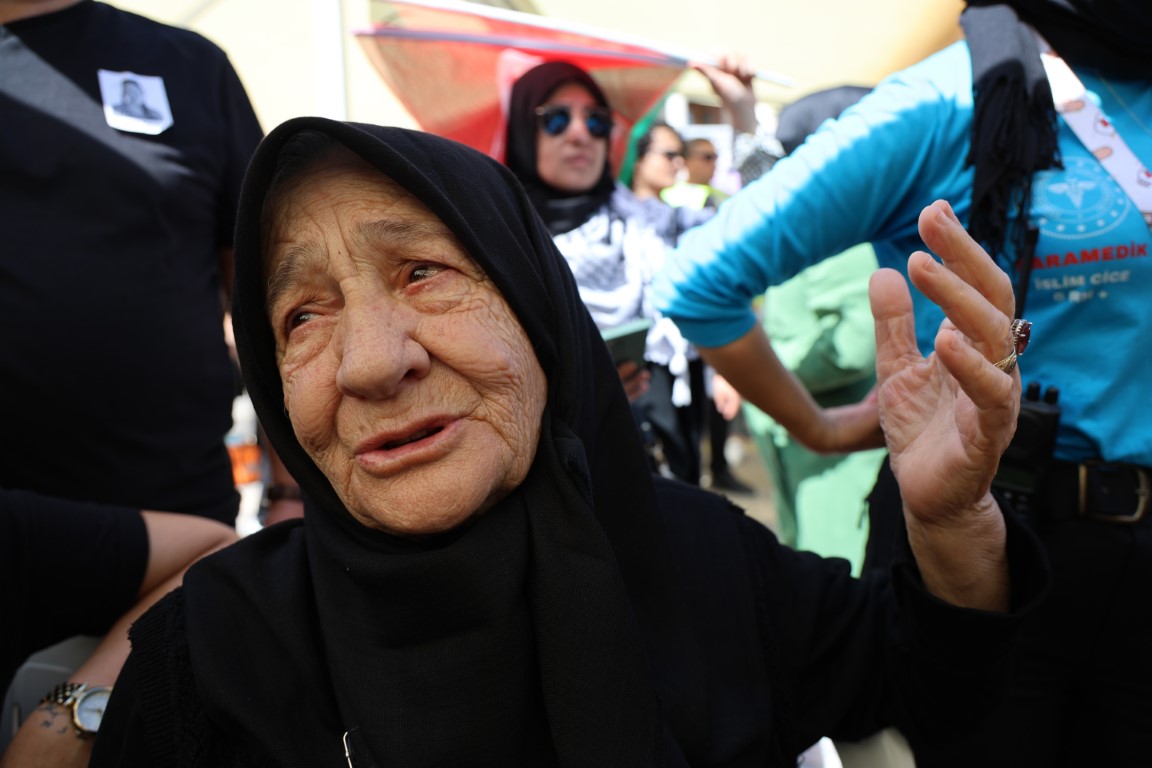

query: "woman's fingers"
(869, 267), (919, 379)
(917, 200), (1016, 318)
(913, 200), (1020, 450)
(934, 325), (1018, 413)
(911, 202), (1018, 372)
(874, 201), (1021, 385)
(908, 250), (1012, 369)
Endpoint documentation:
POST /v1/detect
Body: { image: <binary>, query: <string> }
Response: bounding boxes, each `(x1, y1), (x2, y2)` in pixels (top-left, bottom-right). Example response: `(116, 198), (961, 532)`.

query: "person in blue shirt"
(654, 1), (1152, 765)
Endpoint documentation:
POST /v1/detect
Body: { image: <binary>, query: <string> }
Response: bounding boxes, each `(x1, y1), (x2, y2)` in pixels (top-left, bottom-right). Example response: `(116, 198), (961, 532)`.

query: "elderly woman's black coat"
(90, 119), (1046, 768)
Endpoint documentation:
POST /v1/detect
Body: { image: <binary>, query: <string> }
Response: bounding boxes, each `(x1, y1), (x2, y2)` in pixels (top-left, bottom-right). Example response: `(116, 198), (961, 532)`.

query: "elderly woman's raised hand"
(871, 200), (1021, 610)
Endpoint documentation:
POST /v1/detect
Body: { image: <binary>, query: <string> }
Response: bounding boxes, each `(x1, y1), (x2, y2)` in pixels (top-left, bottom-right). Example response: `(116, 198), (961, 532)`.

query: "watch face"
(74, 687), (112, 733)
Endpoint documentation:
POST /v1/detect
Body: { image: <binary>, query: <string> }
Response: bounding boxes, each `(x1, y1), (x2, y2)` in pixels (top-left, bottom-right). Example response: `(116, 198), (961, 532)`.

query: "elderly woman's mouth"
(381, 426), (443, 450)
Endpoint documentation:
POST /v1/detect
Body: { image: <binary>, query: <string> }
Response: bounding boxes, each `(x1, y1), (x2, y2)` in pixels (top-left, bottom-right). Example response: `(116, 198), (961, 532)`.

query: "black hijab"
(962, 0), (1152, 260)
(190, 118), (702, 767)
(504, 61), (617, 236)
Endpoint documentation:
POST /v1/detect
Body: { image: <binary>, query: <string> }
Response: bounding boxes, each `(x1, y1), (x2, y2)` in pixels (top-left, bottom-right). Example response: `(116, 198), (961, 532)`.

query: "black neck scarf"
(504, 62), (617, 236)
(194, 118), (702, 767)
(962, 0), (1152, 259)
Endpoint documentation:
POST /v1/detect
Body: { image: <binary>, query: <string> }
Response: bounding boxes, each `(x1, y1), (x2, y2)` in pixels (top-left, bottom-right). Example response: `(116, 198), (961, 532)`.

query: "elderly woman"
(90, 119), (1044, 767)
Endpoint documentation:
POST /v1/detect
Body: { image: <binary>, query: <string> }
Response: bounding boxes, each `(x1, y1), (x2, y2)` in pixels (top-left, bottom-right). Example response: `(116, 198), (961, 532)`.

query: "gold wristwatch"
(41, 682), (113, 736)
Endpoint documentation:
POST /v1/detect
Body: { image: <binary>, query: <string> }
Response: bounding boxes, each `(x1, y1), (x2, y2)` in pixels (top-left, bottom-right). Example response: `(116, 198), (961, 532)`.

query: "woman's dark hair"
(634, 122), (682, 160)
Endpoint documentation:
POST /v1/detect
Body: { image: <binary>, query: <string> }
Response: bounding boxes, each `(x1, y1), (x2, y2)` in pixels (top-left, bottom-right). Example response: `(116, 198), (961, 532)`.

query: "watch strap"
(41, 682), (111, 736)
(42, 682), (88, 706)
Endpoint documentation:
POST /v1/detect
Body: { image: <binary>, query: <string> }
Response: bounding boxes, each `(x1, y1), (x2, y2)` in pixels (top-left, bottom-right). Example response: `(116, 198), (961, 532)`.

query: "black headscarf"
(962, 0), (1152, 260)
(504, 61), (617, 235)
(190, 118), (702, 766)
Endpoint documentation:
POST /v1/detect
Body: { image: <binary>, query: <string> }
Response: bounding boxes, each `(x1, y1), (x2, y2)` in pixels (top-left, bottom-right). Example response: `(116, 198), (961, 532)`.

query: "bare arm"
(699, 328), (883, 453)
(0, 513), (237, 768)
(871, 201), (1019, 611)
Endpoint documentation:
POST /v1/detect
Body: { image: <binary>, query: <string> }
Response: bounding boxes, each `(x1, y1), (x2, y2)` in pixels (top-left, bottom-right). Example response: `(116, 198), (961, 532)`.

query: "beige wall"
(114, 0), (417, 133)
(113, 0), (965, 134)
(535, 0), (965, 107)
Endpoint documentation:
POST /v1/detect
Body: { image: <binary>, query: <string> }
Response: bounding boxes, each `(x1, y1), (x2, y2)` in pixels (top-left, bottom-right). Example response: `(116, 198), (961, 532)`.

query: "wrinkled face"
(534, 82), (610, 194)
(263, 149), (548, 536)
(632, 126), (684, 198)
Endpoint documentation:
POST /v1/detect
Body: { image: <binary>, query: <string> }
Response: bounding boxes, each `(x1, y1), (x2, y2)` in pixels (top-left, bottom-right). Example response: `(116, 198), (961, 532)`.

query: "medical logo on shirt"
(1029, 155), (1148, 304)
(97, 70), (173, 135)
(1034, 156), (1130, 241)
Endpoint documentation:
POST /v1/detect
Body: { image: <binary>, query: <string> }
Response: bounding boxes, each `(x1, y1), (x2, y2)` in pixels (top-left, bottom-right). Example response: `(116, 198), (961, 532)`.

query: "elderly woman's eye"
(409, 264), (445, 283)
(289, 310), (318, 329)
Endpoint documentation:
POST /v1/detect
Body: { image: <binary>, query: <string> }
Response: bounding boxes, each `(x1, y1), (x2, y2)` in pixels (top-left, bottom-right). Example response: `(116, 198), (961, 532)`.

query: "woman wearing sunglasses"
(503, 57), (765, 483)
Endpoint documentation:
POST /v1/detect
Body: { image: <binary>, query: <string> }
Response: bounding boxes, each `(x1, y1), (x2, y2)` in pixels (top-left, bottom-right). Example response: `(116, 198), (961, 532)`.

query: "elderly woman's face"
(263, 149), (548, 535)
(535, 82), (609, 193)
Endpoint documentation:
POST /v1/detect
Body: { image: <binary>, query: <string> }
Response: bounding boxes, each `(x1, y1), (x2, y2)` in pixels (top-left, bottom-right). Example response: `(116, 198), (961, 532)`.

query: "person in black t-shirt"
(0, 2), (288, 764)
(0, 0), (285, 526)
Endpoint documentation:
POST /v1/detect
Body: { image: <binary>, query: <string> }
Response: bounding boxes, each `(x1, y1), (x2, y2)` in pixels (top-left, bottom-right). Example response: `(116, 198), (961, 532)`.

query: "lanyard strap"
(1039, 41), (1152, 230)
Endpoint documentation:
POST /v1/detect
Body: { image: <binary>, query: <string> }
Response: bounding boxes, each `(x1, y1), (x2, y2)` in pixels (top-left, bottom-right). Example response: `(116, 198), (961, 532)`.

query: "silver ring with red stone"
(993, 318), (1032, 374)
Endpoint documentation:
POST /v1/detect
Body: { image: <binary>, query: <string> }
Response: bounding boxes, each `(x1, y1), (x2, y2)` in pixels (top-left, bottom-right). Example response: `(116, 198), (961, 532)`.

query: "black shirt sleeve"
(0, 490), (146, 692)
(741, 509), (1049, 751)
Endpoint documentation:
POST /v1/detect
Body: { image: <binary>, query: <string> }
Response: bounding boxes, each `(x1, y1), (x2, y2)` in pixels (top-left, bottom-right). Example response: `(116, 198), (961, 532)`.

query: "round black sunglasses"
(535, 105), (613, 139)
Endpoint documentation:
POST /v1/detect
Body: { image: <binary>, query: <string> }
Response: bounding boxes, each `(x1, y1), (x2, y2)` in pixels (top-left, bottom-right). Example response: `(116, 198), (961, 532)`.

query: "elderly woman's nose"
(334, 299), (431, 398)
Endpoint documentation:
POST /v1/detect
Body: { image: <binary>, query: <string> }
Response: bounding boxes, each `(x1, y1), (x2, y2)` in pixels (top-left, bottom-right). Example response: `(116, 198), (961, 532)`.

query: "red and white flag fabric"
(354, 0), (788, 169)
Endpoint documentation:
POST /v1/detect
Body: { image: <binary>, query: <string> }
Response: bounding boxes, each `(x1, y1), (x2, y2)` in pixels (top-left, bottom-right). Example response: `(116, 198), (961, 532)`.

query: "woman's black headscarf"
(504, 61), (617, 235)
(189, 118), (702, 766)
(962, 0), (1152, 261)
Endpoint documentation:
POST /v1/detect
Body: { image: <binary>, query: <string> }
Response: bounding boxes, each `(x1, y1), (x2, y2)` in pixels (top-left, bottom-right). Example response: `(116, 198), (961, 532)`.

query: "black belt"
(1035, 461), (1151, 524)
